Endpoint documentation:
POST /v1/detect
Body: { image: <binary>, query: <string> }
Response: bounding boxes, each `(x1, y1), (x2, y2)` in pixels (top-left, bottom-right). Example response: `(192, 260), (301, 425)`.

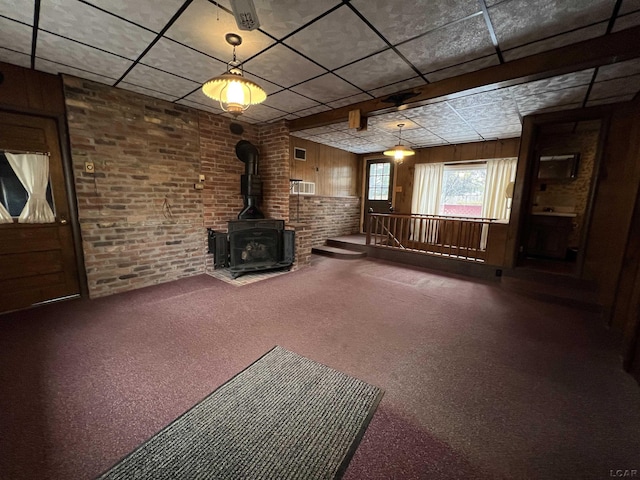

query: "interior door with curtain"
(0, 112), (80, 313)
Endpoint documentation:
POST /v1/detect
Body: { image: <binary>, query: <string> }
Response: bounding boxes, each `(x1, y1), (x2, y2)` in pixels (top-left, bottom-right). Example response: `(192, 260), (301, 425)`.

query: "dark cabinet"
(526, 214), (574, 259)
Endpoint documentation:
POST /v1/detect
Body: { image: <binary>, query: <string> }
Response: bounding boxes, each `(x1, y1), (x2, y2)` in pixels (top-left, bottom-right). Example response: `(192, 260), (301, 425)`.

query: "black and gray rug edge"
(96, 345), (384, 480)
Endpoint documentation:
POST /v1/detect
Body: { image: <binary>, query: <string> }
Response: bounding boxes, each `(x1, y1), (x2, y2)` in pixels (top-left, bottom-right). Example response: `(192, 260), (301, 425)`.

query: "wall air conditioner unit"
(291, 181), (315, 195)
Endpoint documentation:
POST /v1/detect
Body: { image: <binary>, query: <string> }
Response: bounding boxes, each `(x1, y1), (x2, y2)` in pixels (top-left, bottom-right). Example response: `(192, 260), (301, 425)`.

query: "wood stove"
(207, 140), (294, 278)
(208, 220), (295, 278)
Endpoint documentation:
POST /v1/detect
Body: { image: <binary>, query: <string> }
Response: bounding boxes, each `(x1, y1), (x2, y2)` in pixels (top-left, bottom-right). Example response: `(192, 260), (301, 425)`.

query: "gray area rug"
(98, 346), (383, 479)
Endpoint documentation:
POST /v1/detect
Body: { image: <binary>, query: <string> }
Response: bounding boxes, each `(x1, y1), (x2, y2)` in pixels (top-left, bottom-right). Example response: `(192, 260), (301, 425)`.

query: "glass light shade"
(202, 71), (267, 116)
(384, 144), (415, 162)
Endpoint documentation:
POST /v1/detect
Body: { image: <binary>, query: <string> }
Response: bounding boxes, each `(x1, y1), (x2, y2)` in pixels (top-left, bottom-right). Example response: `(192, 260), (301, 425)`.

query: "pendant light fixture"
(384, 123), (415, 163)
(202, 33), (267, 116)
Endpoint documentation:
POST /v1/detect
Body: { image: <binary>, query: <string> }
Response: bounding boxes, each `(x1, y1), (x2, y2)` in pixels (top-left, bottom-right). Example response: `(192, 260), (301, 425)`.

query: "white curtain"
(412, 163), (443, 215)
(480, 157), (517, 249)
(0, 201), (11, 223)
(5, 153), (55, 223)
(411, 163), (444, 242)
(482, 158), (517, 220)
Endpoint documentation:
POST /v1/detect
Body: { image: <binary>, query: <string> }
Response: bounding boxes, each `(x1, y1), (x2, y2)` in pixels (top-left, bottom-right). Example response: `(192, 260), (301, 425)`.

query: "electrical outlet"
(199, 174), (205, 182)
(194, 183), (204, 190)
(84, 162), (95, 174)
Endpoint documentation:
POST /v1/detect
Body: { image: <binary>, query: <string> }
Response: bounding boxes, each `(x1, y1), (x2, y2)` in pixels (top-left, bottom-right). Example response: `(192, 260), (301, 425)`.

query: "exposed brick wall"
(259, 121), (290, 221)
(288, 224), (312, 269)
(289, 195), (361, 247)
(199, 110), (259, 231)
(64, 77), (204, 298)
(65, 77), (300, 296)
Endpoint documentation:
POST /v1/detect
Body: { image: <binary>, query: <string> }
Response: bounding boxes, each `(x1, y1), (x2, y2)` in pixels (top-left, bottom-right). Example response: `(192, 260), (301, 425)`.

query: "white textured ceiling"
(0, 0), (639, 154)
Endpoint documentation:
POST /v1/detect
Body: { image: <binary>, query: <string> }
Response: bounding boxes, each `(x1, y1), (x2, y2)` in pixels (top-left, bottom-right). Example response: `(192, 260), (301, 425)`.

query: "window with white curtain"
(412, 158), (517, 220)
(0, 152), (55, 223)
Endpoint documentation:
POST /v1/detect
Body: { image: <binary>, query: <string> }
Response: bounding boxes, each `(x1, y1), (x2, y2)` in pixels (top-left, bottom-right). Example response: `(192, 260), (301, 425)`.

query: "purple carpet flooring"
(1, 256), (639, 479)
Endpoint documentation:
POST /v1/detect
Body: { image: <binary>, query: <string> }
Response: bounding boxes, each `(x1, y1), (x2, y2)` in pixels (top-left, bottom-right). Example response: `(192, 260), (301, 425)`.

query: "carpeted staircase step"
(312, 245), (367, 259)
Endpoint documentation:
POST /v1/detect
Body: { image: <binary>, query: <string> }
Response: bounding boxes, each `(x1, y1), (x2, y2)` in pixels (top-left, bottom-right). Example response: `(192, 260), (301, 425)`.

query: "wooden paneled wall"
(393, 138), (521, 213)
(289, 137), (360, 197)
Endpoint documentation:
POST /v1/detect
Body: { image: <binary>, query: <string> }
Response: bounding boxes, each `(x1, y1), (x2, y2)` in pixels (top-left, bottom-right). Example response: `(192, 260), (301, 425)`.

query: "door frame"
(507, 106), (610, 275)
(0, 106), (88, 299)
(361, 157), (395, 234)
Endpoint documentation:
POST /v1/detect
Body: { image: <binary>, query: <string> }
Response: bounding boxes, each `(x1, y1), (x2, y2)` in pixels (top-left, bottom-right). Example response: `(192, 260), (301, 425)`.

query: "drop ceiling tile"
(139, 37), (226, 83)
(290, 73), (362, 103)
(502, 23), (607, 62)
(446, 87), (513, 110)
(401, 129), (442, 143)
(83, 0), (184, 32)
(39, 0), (157, 59)
(284, 5), (387, 70)
(351, 0), (481, 45)
(426, 55), (500, 82)
(515, 85), (589, 113)
(36, 31), (133, 79)
(403, 101), (452, 120)
(0, 16), (33, 55)
(121, 63), (200, 98)
(253, 0), (341, 39)
(0, 0), (34, 24)
(589, 74), (640, 100)
(243, 44), (325, 88)
(335, 49), (419, 91)
(489, 0), (612, 50)
(326, 93), (373, 109)
(237, 103), (284, 122)
(118, 82), (180, 102)
(620, 0), (640, 14)
(519, 102), (583, 117)
(35, 58), (118, 84)
(0, 47), (31, 68)
(596, 58), (640, 81)
(263, 90), (320, 112)
(397, 15), (495, 75)
(509, 70), (594, 98)
(613, 10), (640, 31)
(455, 101), (521, 123)
(166, 0), (274, 61)
(367, 77), (426, 98)
(241, 72), (283, 95)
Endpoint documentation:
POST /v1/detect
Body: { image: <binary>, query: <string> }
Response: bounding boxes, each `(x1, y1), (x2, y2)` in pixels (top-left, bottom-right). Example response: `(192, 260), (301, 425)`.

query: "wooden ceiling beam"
(288, 26), (640, 132)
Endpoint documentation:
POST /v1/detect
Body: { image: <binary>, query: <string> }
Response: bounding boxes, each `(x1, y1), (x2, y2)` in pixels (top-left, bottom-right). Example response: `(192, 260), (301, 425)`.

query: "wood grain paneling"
(0, 61), (66, 115)
(289, 138), (360, 197)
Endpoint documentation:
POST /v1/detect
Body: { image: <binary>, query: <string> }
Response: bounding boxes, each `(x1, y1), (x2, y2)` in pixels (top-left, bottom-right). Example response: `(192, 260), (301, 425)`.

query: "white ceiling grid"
(0, 0), (637, 154)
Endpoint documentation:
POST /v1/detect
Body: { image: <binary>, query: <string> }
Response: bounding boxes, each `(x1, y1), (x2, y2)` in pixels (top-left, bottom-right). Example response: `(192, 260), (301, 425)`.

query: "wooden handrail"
(367, 213), (497, 263)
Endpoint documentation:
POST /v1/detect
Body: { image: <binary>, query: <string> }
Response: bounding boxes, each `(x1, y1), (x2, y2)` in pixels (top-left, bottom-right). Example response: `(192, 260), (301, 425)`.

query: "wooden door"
(0, 112), (80, 313)
(363, 159), (394, 233)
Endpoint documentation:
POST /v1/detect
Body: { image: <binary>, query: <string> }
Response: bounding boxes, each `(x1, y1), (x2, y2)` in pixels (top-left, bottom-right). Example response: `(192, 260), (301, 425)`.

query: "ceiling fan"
(229, 0), (261, 31)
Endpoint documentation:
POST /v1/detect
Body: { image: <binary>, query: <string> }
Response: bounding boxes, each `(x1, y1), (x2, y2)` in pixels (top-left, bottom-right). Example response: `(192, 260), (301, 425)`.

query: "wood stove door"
(363, 159), (394, 233)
